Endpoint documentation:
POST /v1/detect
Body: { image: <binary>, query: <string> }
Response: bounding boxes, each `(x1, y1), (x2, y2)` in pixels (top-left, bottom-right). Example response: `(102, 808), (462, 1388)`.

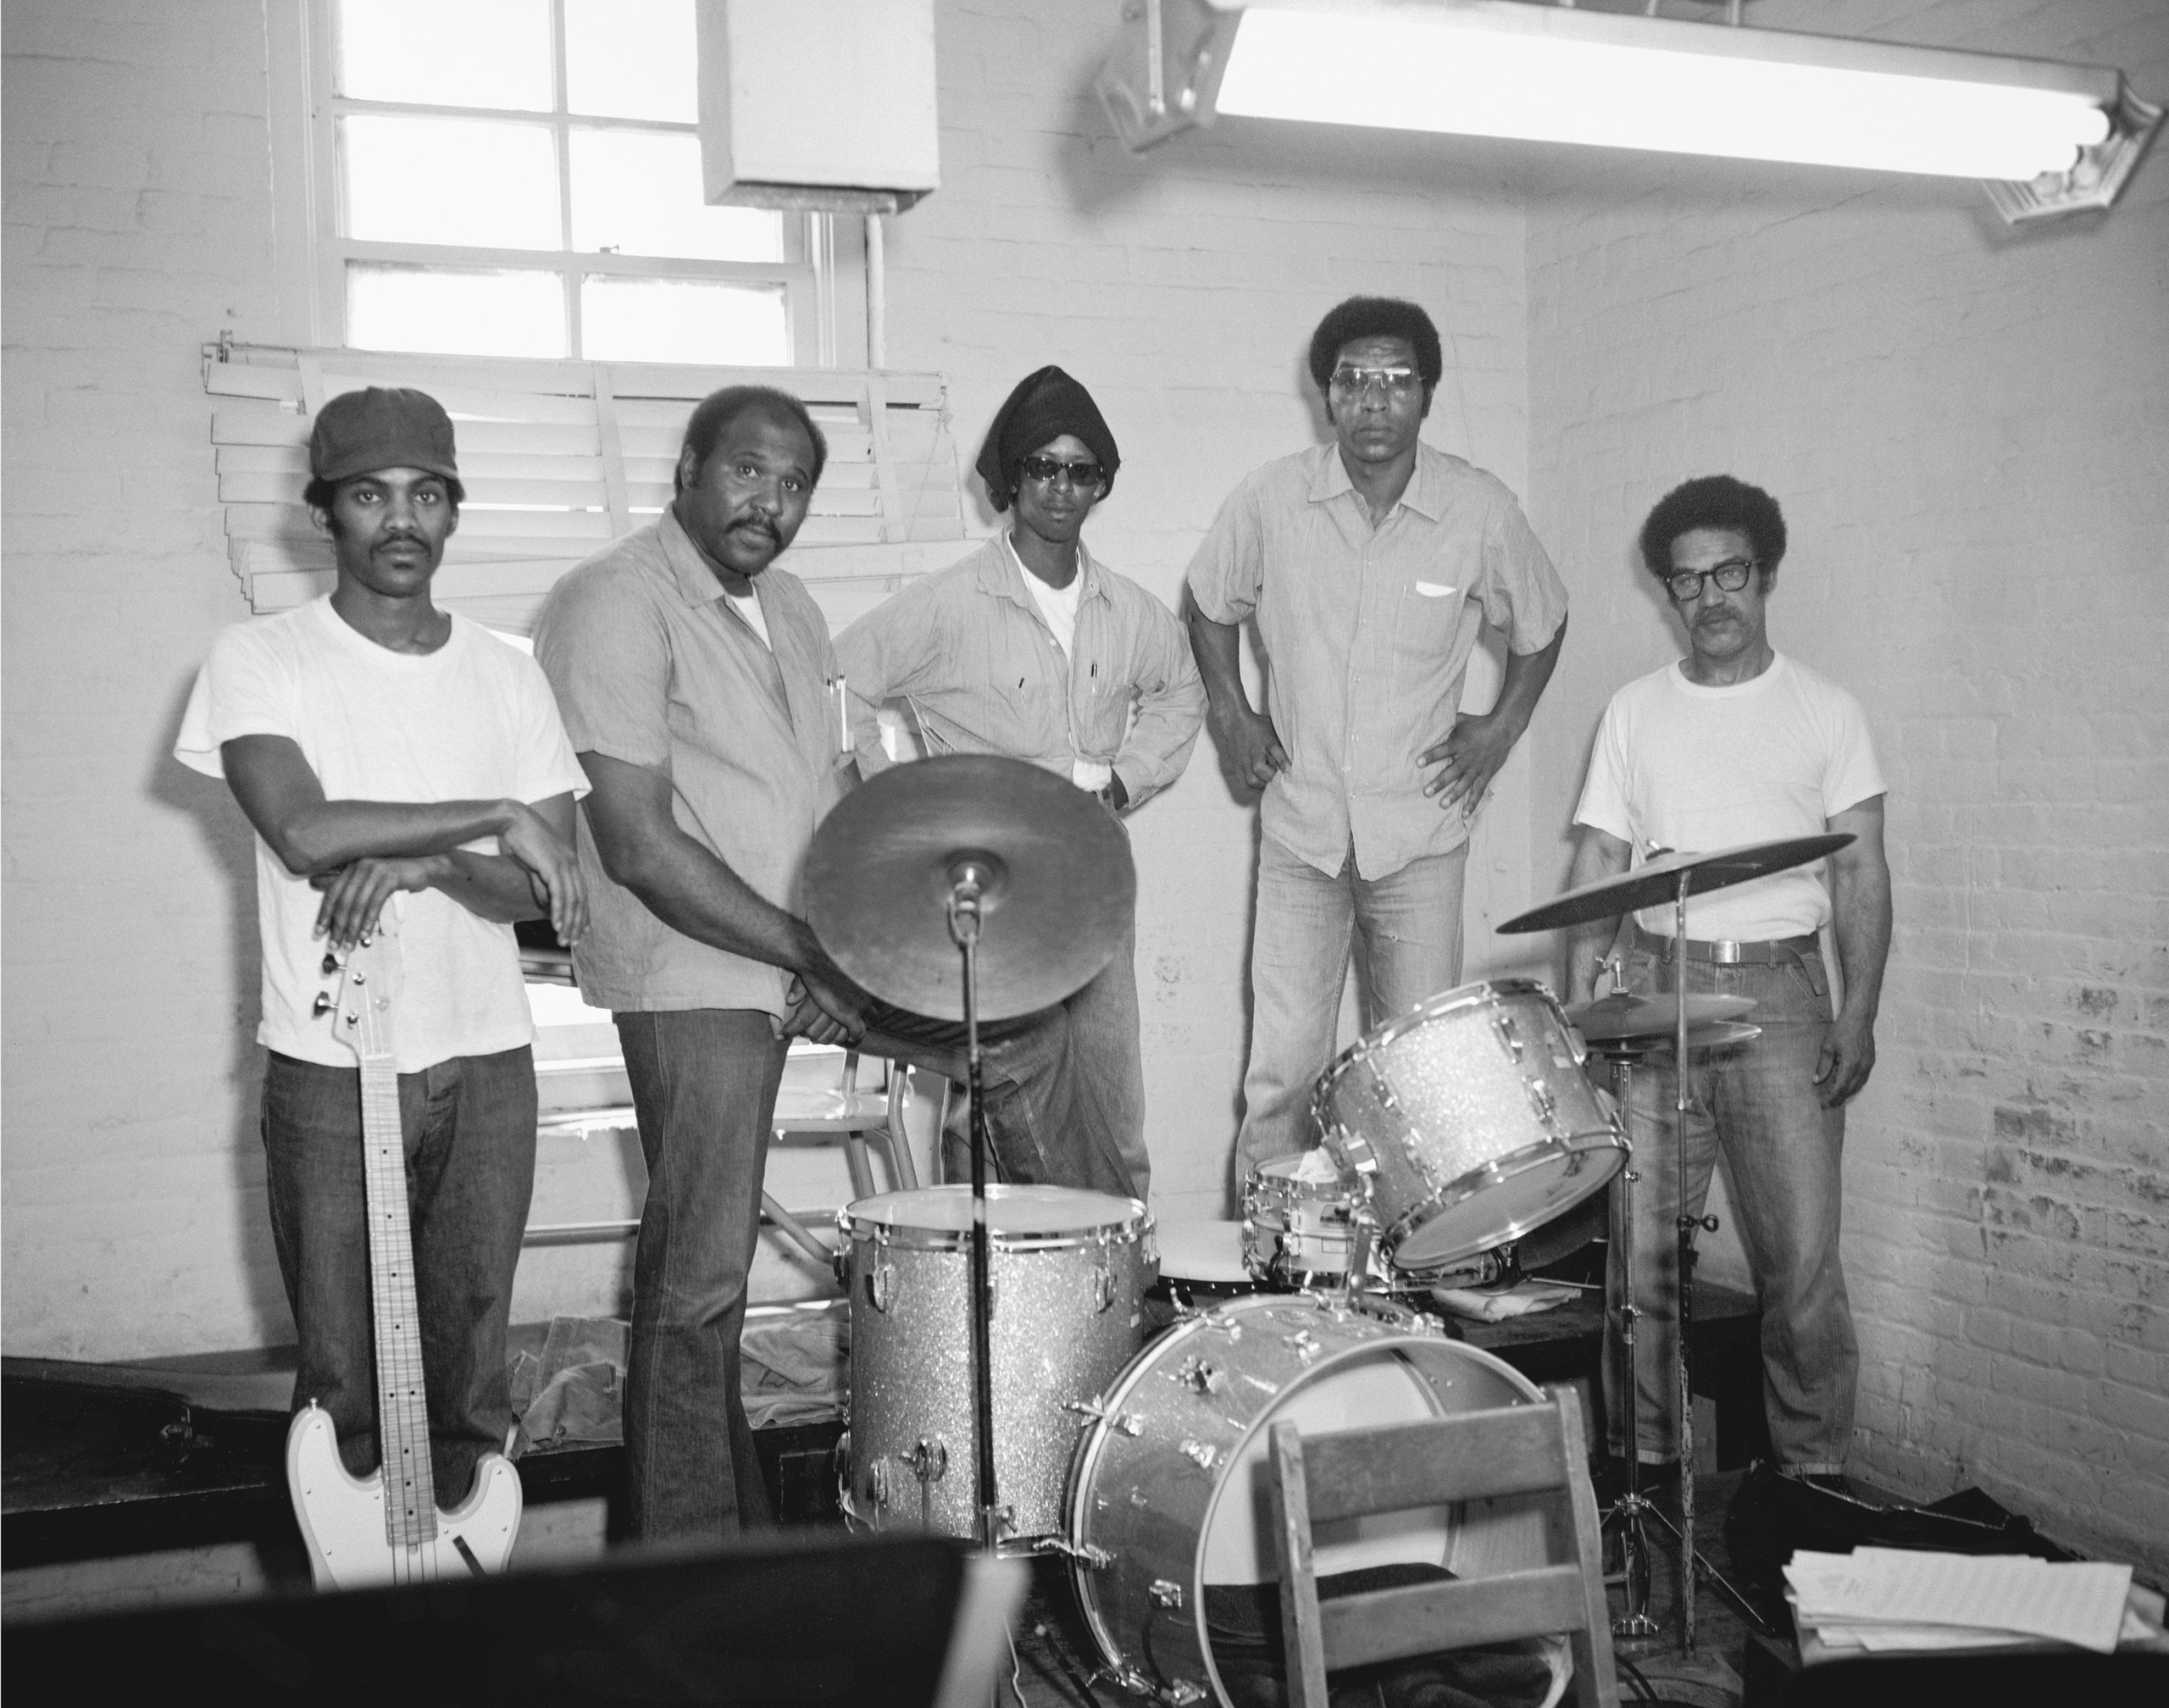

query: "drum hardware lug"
(1283, 1328), (1321, 1362)
(1492, 1014), (1525, 1061)
(901, 1436), (948, 1485)
(1064, 1398), (1144, 1436)
(1149, 1578), (1186, 1610)
(1332, 1125), (1379, 1174)
(1162, 1681), (1208, 1705)
(867, 1262), (897, 1312)
(1171, 1356), (1225, 1395)
(1093, 1264), (1118, 1313)
(1525, 1078), (1557, 1123)
(866, 1456), (891, 1509)
(1177, 1438), (1218, 1471)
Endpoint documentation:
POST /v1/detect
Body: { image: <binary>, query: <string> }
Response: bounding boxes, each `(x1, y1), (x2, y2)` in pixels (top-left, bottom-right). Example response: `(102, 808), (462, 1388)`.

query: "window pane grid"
(328, 0), (799, 363)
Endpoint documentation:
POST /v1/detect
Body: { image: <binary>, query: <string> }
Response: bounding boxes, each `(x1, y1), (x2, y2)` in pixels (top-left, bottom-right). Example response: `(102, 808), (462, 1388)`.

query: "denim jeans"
(614, 1010), (787, 1544)
(902, 995), (1135, 1201)
(1062, 919), (1148, 1200)
(261, 1046), (537, 1507)
(1235, 836), (1468, 1183)
(617, 995), (1113, 1542)
(1601, 945), (1857, 1474)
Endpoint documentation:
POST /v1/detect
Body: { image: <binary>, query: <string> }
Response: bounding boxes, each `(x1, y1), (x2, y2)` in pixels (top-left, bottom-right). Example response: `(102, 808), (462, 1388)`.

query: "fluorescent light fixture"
(1097, 0), (2159, 218)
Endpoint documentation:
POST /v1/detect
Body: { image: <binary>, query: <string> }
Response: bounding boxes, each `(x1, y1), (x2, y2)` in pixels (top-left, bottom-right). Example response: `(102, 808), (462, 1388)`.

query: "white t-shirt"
(724, 583), (770, 648)
(1573, 652), (1883, 941)
(175, 597), (591, 1073)
(1007, 539), (1112, 792)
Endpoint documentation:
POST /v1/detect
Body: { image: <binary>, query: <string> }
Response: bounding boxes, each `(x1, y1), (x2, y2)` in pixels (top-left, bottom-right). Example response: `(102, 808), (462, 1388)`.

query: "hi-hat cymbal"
(802, 754), (1135, 1023)
(1565, 992), (1758, 1042)
(1583, 1021), (1763, 1058)
(1498, 833), (1853, 935)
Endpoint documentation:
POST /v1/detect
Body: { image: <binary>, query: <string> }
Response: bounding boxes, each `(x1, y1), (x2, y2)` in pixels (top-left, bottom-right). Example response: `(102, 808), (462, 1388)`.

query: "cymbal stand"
(1639, 871), (1766, 1651)
(946, 859), (1001, 1554)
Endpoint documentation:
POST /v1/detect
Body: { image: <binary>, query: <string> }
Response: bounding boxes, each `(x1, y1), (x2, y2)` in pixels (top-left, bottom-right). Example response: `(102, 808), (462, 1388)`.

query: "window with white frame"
(302, 0), (836, 365)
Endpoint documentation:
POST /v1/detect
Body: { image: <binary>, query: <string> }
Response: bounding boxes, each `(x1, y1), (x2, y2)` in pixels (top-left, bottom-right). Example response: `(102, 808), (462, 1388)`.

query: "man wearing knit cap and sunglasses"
(1188, 296), (1569, 1188)
(175, 385), (590, 1510)
(835, 366), (1205, 1200)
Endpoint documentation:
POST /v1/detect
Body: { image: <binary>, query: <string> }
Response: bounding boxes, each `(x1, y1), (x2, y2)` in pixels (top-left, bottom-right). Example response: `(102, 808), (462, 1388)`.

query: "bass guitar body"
(287, 923), (524, 1591)
(287, 1401), (522, 1590)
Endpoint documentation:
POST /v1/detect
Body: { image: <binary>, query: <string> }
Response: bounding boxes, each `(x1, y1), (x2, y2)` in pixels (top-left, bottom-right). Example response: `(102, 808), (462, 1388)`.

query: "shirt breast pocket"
(1397, 580), (1463, 653)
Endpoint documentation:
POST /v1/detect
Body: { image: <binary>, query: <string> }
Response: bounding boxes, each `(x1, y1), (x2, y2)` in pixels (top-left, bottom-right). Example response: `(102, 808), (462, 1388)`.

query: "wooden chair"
(1268, 1389), (1620, 1708)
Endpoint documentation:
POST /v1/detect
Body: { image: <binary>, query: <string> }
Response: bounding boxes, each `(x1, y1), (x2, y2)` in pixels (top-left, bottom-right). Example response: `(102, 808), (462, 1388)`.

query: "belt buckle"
(1709, 940), (1745, 965)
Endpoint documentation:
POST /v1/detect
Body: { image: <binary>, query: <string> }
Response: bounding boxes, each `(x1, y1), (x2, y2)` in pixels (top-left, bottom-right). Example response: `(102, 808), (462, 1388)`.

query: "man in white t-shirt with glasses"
(1564, 474), (1893, 1490)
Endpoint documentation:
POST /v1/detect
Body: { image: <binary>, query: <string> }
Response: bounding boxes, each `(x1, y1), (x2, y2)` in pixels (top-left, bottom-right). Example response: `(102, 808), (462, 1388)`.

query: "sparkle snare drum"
(839, 1184), (1151, 1548)
(1065, 1294), (1552, 1707)
(1315, 979), (1627, 1273)
(1240, 1151), (1362, 1289)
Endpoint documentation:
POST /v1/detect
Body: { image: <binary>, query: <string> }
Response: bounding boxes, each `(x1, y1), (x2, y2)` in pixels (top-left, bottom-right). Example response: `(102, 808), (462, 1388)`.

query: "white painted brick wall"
(1519, 0), (2169, 1580)
(2, 1), (1535, 1350)
(10, 0), (2158, 1584)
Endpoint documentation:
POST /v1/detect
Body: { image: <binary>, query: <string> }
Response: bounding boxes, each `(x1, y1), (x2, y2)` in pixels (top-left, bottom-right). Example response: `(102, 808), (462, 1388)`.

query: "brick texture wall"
(1521, 0), (2169, 1578)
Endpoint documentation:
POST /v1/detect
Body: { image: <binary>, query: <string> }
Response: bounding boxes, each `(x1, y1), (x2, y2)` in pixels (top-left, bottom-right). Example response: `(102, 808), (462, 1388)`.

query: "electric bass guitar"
(286, 920), (523, 1589)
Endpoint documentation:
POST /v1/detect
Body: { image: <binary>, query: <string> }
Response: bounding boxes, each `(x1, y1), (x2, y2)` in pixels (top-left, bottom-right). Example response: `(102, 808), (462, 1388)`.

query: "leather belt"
(1634, 923), (1817, 966)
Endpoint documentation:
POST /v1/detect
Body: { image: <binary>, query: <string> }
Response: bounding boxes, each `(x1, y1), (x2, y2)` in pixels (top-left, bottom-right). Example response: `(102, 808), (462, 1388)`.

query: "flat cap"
(309, 386), (459, 484)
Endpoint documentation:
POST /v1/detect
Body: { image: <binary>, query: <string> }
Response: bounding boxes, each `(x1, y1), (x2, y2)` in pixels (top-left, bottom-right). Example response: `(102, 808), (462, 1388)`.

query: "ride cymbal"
(802, 754), (1134, 1022)
(1498, 833), (1853, 935)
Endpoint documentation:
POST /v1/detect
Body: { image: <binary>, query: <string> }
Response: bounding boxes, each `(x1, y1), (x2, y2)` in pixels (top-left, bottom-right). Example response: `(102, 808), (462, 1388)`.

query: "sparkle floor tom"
(1316, 979), (1626, 1272)
(1066, 1293), (1553, 1707)
(839, 1184), (1151, 1548)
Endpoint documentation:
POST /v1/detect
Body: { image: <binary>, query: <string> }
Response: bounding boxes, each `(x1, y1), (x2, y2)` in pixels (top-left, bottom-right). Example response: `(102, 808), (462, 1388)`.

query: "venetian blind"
(202, 342), (966, 634)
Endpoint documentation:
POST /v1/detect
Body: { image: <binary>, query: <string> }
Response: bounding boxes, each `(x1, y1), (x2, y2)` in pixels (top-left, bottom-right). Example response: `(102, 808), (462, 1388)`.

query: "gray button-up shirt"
(1187, 441), (1567, 880)
(833, 535), (1205, 809)
(534, 509), (848, 1018)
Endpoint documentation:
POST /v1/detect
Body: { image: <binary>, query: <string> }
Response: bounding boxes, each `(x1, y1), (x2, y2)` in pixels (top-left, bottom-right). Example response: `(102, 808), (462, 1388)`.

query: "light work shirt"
(533, 509), (849, 1019)
(834, 535), (1206, 810)
(1187, 441), (1568, 880)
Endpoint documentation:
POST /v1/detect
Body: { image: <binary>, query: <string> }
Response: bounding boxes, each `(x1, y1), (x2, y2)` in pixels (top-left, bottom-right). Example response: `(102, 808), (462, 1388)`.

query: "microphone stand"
(946, 859), (1001, 1554)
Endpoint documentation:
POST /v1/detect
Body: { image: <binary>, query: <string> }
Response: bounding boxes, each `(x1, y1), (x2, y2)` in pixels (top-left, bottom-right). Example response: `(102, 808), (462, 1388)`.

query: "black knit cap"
(974, 366), (1119, 513)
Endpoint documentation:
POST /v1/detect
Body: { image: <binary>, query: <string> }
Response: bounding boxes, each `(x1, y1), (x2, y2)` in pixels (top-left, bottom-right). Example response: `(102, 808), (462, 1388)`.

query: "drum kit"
(803, 756), (1848, 1700)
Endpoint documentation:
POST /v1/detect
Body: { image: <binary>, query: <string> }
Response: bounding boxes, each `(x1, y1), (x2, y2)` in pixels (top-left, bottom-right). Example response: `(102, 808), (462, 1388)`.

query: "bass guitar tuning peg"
(321, 953), (341, 976)
(313, 993), (336, 1018)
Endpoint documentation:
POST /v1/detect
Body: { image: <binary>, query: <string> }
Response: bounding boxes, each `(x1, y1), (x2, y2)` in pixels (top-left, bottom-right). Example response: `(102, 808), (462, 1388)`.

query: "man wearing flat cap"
(835, 368), (1205, 1200)
(175, 386), (590, 1510)
(1188, 296), (1569, 1185)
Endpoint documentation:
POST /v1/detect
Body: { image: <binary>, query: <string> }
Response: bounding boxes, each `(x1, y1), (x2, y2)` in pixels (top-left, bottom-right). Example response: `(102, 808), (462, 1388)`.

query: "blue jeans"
(1235, 836), (1467, 1183)
(1064, 919), (1149, 1200)
(618, 996), (1107, 1541)
(1602, 946), (1857, 1474)
(261, 1046), (537, 1507)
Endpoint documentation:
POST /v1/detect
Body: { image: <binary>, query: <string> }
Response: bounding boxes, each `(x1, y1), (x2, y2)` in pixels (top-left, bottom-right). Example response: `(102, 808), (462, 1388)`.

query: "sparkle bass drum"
(1065, 1294), (1555, 1708)
(840, 1184), (1151, 1548)
(1315, 979), (1626, 1272)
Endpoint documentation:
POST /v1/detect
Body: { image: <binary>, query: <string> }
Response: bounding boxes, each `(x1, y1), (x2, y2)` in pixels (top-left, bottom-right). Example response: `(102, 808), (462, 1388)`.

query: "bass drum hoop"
(1063, 1299), (1546, 1706)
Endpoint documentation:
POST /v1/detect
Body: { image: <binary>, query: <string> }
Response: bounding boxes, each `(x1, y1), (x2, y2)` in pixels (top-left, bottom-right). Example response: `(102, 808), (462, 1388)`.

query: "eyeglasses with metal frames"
(1018, 454), (1107, 488)
(1328, 365), (1421, 400)
(1665, 557), (1758, 602)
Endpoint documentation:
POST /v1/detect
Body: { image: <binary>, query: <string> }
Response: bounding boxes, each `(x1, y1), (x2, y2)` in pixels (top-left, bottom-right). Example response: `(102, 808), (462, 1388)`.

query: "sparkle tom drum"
(1315, 979), (1626, 1273)
(839, 1184), (1151, 1548)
